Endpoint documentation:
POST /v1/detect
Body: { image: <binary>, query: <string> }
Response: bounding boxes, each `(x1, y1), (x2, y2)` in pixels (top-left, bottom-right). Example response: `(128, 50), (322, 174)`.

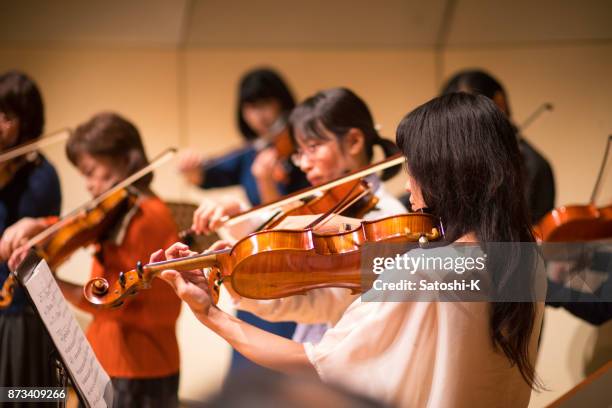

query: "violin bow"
(590, 135), (612, 204)
(23, 148), (177, 249)
(0, 128), (71, 163)
(518, 102), (553, 132)
(222, 154), (406, 228)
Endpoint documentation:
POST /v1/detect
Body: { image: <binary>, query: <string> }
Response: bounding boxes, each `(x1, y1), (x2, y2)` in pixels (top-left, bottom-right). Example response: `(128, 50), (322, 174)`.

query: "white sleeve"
(233, 287), (358, 325)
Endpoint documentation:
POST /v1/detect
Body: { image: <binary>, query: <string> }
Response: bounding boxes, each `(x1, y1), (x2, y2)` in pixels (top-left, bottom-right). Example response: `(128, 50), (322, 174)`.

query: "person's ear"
(493, 91), (509, 117)
(343, 128), (365, 157)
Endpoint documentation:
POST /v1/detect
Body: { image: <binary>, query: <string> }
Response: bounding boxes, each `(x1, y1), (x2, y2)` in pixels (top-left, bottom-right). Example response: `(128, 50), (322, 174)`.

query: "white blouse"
(303, 300), (544, 408)
(235, 177), (544, 407)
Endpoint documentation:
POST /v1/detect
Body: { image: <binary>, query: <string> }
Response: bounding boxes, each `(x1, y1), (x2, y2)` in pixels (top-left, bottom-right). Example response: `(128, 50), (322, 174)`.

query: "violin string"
(305, 181), (363, 230)
(312, 189), (369, 232)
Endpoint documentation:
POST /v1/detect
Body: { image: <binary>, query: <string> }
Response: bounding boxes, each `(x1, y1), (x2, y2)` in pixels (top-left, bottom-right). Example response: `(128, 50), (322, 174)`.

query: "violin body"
(269, 127), (296, 185)
(0, 188), (136, 309)
(208, 154), (405, 242)
(0, 149), (175, 310)
(260, 179), (379, 231)
(537, 136), (612, 242)
(84, 212), (442, 308)
(226, 212), (441, 300)
(536, 204), (612, 242)
(40, 188), (136, 268)
(200, 121), (296, 185)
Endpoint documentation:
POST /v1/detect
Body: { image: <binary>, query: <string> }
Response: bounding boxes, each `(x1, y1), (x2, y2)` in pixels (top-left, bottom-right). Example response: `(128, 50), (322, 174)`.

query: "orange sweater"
(78, 196), (181, 378)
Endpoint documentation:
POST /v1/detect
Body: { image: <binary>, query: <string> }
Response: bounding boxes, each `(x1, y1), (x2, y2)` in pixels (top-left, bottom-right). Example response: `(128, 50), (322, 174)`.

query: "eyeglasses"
(290, 141), (330, 167)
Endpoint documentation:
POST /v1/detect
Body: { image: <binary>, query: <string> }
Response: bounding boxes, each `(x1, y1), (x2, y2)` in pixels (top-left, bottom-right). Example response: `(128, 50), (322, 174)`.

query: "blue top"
(200, 146), (309, 206)
(0, 155), (61, 314)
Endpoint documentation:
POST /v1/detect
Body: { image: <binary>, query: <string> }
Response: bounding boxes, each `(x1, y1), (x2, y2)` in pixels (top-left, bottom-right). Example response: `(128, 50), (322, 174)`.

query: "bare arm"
(154, 243), (317, 376)
(204, 306), (315, 375)
(177, 150), (205, 186)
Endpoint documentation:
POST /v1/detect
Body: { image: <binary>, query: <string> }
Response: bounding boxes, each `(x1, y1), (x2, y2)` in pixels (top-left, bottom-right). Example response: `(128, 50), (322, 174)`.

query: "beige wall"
(181, 47), (436, 197)
(1, 41), (610, 405)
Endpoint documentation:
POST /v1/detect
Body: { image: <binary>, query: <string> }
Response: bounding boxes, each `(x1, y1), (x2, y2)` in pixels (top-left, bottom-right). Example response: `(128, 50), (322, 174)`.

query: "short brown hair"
(66, 112), (152, 189)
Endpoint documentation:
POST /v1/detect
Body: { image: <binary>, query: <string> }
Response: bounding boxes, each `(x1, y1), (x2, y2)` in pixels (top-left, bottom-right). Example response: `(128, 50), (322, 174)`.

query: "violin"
(0, 188), (137, 309)
(198, 116), (295, 185)
(84, 211), (442, 308)
(260, 178), (379, 230)
(536, 204), (612, 242)
(536, 135), (612, 242)
(38, 188), (137, 268)
(0, 149), (176, 309)
(187, 154), (405, 243)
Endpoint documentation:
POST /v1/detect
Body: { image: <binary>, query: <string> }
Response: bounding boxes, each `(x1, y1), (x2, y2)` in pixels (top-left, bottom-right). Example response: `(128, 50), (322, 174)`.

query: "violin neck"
(144, 250), (228, 274)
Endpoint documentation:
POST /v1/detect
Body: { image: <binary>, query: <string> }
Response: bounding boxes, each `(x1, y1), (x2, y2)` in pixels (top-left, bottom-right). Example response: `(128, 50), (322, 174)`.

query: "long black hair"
(0, 70), (45, 144)
(441, 69), (511, 117)
(396, 92), (539, 388)
(237, 68), (296, 141)
(289, 87), (400, 181)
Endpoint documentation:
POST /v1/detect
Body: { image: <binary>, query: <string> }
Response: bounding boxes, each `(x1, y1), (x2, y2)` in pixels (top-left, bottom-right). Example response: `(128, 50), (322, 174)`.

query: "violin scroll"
(84, 252), (225, 308)
(83, 265), (145, 308)
(0, 275), (16, 308)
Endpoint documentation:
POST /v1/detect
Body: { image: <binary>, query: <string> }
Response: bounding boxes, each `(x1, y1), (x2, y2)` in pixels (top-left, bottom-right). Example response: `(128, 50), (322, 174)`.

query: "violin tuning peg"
(136, 261), (144, 278)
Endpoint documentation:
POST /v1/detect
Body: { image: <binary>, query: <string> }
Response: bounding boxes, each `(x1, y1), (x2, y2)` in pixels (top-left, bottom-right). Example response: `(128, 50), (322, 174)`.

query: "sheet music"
(21, 258), (113, 408)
